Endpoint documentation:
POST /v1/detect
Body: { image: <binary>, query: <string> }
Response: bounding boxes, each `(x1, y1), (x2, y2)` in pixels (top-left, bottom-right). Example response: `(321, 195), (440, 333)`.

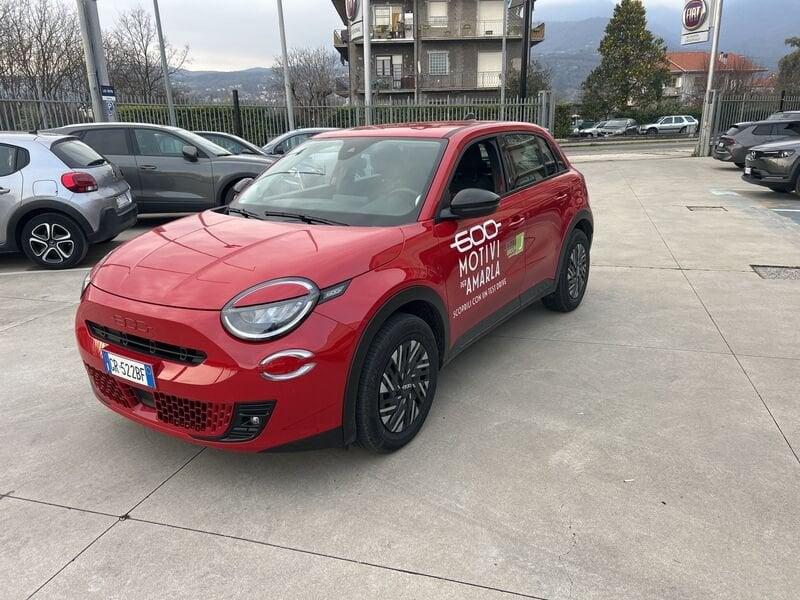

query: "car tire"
(648, 128), (658, 136)
(679, 126), (687, 134)
(543, 229), (590, 313)
(223, 183), (240, 205)
(355, 313), (439, 453)
(20, 212), (88, 270)
(767, 185), (792, 193)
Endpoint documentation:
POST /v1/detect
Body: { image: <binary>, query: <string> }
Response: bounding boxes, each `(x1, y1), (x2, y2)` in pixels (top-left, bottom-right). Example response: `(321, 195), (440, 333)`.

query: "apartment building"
(332, 0), (545, 102)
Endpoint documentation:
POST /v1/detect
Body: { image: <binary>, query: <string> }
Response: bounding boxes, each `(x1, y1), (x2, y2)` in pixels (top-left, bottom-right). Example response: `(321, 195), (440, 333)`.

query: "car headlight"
(221, 278), (320, 341)
(81, 270), (93, 297)
(777, 150), (796, 159)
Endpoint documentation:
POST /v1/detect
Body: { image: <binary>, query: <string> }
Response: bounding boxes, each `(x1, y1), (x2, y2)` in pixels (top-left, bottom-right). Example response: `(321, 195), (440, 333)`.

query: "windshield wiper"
(87, 158), (107, 166)
(262, 211), (349, 226)
(227, 206), (264, 220)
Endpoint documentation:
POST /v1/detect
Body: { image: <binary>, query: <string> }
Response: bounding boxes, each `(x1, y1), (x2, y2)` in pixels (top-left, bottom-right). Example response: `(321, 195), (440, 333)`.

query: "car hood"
(213, 154), (274, 168)
(91, 211), (405, 310)
(751, 139), (800, 152)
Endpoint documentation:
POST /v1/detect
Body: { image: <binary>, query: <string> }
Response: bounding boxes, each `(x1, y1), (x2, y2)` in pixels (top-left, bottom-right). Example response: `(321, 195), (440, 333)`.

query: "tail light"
(61, 172), (98, 193)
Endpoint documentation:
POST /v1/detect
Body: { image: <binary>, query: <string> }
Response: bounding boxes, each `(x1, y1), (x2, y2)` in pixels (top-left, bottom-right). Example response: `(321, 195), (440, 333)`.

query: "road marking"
(0, 267), (91, 277)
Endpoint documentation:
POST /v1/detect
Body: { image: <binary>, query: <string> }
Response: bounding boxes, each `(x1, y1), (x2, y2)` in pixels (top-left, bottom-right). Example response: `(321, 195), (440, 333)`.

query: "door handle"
(140, 165), (158, 170)
(509, 216), (526, 227)
(0, 187), (9, 195)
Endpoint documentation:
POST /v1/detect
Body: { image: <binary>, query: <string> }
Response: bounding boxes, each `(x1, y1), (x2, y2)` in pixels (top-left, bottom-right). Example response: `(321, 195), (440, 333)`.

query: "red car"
(76, 122), (593, 453)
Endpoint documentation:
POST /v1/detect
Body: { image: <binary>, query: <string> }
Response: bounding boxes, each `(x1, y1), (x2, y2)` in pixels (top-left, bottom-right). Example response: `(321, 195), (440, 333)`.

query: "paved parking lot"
(1, 157), (799, 599)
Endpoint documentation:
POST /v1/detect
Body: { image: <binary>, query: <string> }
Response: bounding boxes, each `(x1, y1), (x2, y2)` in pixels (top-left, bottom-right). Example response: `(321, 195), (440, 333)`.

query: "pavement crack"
(124, 447), (206, 516)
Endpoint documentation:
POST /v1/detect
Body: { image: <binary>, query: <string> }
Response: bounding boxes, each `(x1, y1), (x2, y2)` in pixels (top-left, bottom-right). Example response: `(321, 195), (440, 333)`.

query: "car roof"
(313, 121), (549, 140)
(0, 131), (72, 146)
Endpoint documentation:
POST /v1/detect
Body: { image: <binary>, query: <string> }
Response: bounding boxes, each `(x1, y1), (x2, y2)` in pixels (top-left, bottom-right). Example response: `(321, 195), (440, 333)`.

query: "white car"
(579, 121), (608, 138)
(640, 116), (699, 136)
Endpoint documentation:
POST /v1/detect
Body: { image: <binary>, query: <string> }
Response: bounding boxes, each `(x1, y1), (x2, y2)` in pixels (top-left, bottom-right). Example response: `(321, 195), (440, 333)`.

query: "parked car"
(597, 118), (639, 137)
(194, 131), (273, 159)
(742, 138), (800, 196)
(639, 115), (699, 136)
(579, 121), (608, 138)
(713, 119), (800, 168)
(262, 127), (338, 157)
(571, 119), (596, 137)
(76, 121), (593, 453)
(768, 110), (800, 121)
(0, 132), (136, 269)
(49, 123), (273, 212)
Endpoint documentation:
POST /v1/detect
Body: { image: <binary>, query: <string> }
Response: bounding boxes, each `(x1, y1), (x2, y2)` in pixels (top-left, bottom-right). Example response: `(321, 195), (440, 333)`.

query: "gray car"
(0, 132), (136, 269)
(262, 128), (338, 158)
(742, 138), (800, 196)
(194, 131), (273, 159)
(713, 119), (800, 168)
(640, 115), (699, 136)
(597, 118), (639, 137)
(50, 123), (273, 212)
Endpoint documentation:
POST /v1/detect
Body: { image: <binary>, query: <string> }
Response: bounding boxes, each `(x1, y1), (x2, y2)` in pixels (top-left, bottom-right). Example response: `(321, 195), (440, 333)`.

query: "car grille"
(85, 365), (234, 437)
(86, 321), (207, 366)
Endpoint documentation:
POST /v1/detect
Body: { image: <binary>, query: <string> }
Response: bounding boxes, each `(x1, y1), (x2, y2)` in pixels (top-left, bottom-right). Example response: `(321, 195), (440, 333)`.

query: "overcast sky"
(97, 0), (677, 72)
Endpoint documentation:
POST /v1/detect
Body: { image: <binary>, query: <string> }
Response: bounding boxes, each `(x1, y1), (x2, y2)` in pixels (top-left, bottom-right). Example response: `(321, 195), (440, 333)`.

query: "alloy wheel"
(28, 222), (75, 265)
(379, 339), (430, 434)
(566, 243), (588, 300)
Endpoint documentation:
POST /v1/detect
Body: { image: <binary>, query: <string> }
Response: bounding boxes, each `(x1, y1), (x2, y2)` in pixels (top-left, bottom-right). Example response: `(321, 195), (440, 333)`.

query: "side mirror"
(442, 188), (500, 220)
(182, 145), (199, 161)
(233, 177), (254, 195)
(273, 145), (285, 155)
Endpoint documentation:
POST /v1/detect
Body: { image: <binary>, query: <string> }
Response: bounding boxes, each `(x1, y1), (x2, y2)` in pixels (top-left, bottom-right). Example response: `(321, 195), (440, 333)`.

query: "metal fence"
(712, 92), (800, 138)
(0, 92), (554, 146)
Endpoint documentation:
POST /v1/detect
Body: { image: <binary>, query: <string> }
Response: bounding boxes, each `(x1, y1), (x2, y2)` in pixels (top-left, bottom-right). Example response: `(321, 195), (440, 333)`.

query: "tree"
(777, 37), (800, 93)
(506, 60), (552, 98)
(580, 0), (668, 117)
(0, 0), (85, 98)
(273, 48), (341, 106)
(104, 7), (190, 102)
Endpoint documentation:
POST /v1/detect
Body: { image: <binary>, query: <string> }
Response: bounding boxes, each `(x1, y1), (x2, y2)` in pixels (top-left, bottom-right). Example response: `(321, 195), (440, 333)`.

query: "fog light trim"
(260, 349), (316, 381)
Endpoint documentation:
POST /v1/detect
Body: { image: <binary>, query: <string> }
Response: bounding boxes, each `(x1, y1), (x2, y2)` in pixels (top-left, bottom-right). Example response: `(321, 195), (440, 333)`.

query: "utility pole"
(698, 0), (724, 157)
(518, 0), (534, 99)
(152, 0), (177, 127)
(276, 0), (296, 131)
(76, 0), (116, 122)
(363, 0), (372, 125)
(500, 0), (508, 118)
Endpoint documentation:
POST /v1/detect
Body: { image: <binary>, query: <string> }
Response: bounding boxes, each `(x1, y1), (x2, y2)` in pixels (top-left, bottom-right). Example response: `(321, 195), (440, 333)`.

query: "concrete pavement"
(1, 157), (798, 599)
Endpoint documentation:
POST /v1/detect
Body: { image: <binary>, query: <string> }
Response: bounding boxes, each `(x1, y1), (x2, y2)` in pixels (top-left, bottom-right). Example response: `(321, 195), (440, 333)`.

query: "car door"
(500, 132), (573, 296)
(78, 127), (142, 202)
(131, 128), (215, 212)
(0, 144), (25, 248)
(660, 117), (674, 133)
(434, 137), (527, 345)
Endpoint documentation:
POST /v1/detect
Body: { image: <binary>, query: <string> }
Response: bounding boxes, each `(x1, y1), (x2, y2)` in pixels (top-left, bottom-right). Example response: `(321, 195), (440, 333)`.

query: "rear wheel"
(679, 126), (687, 134)
(543, 229), (590, 313)
(21, 212), (88, 270)
(355, 313), (439, 453)
(647, 128), (658, 136)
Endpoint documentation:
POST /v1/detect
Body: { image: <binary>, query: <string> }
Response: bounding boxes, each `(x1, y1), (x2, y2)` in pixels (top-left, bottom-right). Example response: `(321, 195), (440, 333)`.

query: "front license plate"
(744, 167), (752, 176)
(102, 350), (155, 389)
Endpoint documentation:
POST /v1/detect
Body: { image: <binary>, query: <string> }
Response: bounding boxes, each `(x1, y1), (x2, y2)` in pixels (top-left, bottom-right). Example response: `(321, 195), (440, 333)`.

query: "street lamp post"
(276, 0), (296, 131)
(152, 0), (177, 127)
(698, 0), (725, 157)
(76, 0), (116, 122)
(363, 0), (372, 125)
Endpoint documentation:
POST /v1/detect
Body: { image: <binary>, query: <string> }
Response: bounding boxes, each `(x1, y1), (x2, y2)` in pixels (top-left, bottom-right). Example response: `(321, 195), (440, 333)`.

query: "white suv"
(640, 116), (699, 136)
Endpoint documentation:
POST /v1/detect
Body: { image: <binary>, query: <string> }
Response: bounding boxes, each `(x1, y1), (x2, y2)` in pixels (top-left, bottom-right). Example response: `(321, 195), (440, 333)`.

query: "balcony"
(419, 20), (545, 44)
(333, 28), (349, 47)
(357, 67), (416, 93)
(419, 71), (501, 91)
(371, 23), (414, 41)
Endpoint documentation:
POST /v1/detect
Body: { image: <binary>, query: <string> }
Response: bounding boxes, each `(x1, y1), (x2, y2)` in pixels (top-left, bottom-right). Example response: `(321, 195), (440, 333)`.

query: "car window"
(233, 137), (445, 227)
(133, 129), (187, 157)
(285, 133), (312, 151)
(662, 117), (673, 125)
(775, 123), (800, 137)
(50, 139), (106, 168)
(752, 125), (773, 136)
(503, 133), (559, 189)
(0, 145), (19, 176)
(206, 134), (244, 154)
(449, 139), (502, 197)
(81, 128), (130, 156)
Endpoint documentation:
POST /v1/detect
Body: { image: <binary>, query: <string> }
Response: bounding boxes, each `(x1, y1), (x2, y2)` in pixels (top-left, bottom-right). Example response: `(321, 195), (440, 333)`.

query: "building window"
(428, 1), (448, 27)
(428, 51), (449, 76)
(376, 55), (392, 77)
(374, 6), (391, 27)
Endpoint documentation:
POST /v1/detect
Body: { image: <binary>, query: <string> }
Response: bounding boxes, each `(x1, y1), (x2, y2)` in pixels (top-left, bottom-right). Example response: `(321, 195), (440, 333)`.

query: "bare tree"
(0, 0), (86, 98)
(273, 48), (341, 106)
(104, 6), (189, 102)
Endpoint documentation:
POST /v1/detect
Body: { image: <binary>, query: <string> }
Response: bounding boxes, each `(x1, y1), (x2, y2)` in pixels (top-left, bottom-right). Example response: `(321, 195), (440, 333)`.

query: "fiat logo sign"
(683, 0), (708, 31)
(345, 0), (361, 21)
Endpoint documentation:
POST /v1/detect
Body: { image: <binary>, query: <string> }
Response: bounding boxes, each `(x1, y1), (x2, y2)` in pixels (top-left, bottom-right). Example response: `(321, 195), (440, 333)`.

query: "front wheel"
(355, 313), (439, 453)
(543, 229), (590, 313)
(21, 212), (88, 270)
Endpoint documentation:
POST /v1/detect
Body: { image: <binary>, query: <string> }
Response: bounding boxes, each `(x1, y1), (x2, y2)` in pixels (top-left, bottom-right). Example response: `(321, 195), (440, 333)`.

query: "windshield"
(606, 120), (627, 128)
(232, 137), (446, 227)
(179, 130), (232, 156)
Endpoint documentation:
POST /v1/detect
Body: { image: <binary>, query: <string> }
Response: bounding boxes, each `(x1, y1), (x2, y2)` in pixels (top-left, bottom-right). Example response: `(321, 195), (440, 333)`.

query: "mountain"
(173, 67), (281, 102)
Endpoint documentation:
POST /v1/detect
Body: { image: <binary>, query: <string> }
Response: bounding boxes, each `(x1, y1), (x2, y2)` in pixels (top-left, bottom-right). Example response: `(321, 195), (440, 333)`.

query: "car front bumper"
(75, 286), (357, 452)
